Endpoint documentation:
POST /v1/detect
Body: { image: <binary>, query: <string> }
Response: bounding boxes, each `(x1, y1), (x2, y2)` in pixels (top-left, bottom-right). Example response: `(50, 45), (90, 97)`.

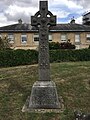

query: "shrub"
(0, 49), (14, 67)
(49, 42), (60, 50)
(59, 42), (75, 49)
(49, 41), (75, 50)
(50, 49), (90, 62)
(0, 49), (90, 67)
(0, 49), (38, 67)
(0, 37), (11, 50)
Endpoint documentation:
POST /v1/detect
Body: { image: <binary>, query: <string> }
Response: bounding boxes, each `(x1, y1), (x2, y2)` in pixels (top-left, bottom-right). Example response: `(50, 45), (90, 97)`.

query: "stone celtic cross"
(25, 1), (60, 109)
(31, 1), (56, 81)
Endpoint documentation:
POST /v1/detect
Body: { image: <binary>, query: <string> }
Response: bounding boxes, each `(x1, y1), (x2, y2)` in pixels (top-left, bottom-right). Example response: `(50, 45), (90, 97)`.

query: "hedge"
(0, 49), (38, 67)
(50, 49), (90, 62)
(49, 42), (75, 50)
(0, 49), (90, 67)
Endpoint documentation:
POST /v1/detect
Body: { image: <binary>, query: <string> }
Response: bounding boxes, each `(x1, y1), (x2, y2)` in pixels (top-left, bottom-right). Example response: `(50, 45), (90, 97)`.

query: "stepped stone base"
(22, 81), (63, 112)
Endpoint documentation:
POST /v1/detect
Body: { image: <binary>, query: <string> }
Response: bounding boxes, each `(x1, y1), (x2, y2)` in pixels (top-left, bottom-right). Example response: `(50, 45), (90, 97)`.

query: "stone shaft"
(31, 1), (56, 81)
(39, 26), (50, 81)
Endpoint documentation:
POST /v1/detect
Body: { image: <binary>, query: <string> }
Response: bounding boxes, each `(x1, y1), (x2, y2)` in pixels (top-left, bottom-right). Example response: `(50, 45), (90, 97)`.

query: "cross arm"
(31, 11), (41, 26)
(48, 15), (56, 26)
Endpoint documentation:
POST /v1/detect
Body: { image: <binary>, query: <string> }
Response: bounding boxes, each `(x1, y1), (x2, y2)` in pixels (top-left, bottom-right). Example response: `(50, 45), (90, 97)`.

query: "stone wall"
(1, 32), (90, 49)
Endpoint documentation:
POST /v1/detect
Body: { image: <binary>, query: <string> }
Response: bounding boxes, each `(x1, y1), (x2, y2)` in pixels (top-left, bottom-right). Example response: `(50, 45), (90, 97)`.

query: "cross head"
(31, 1), (56, 27)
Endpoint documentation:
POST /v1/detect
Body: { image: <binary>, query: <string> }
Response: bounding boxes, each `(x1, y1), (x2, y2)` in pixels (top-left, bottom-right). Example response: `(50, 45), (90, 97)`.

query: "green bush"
(0, 49), (90, 67)
(0, 49), (14, 67)
(0, 49), (38, 67)
(59, 42), (75, 49)
(49, 42), (60, 50)
(49, 42), (75, 50)
(50, 49), (90, 62)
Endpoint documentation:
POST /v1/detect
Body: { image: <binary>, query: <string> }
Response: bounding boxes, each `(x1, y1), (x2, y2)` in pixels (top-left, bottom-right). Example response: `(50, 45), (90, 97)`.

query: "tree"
(0, 36), (11, 50)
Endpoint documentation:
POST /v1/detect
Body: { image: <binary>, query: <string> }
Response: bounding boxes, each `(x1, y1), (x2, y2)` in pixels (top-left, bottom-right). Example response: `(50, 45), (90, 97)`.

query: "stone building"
(0, 18), (90, 50)
(83, 11), (90, 25)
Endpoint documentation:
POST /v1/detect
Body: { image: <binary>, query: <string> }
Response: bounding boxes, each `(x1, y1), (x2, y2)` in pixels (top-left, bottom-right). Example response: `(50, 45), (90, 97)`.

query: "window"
(33, 33), (39, 42)
(49, 34), (52, 41)
(61, 34), (67, 42)
(8, 33), (14, 43)
(75, 34), (80, 42)
(21, 34), (27, 43)
(86, 34), (90, 40)
(33, 33), (52, 42)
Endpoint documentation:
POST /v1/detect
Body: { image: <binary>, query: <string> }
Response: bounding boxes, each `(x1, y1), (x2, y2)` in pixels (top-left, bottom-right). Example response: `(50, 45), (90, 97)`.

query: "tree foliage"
(49, 41), (75, 50)
(0, 36), (11, 50)
(59, 41), (76, 49)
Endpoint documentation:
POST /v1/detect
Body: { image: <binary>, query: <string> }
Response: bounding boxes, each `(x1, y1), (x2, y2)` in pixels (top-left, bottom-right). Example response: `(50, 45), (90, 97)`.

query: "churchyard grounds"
(0, 61), (90, 120)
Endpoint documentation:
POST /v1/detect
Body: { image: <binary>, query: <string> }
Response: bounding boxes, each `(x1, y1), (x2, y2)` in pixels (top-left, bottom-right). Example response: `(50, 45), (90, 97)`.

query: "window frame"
(61, 34), (67, 42)
(86, 33), (90, 41)
(21, 34), (27, 44)
(49, 34), (52, 42)
(33, 33), (39, 43)
(33, 33), (52, 43)
(75, 34), (80, 43)
(8, 33), (14, 43)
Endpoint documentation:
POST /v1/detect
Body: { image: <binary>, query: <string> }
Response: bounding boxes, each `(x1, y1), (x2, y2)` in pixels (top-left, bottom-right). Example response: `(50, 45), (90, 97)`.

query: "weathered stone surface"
(23, 1), (60, 110)
(31, 1), (56, 81)
(29, 81), (60, 109)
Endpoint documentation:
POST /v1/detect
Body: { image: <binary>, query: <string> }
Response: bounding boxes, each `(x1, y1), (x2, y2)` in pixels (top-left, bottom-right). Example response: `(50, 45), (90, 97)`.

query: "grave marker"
(24, 1), (60, 110)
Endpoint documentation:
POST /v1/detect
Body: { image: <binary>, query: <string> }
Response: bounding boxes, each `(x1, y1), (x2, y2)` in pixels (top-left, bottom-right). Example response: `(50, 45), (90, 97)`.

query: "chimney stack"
(18, 19), (23, 24)
(70, 17), (75, 24)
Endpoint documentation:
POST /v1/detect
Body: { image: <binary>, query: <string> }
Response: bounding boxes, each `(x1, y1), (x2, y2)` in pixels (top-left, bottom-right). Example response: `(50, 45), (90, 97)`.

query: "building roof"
(0, 22), (90, 32)
(0, 23), (34, 32)
(50, 24), (90, 32)
(83, 11), (90, 16)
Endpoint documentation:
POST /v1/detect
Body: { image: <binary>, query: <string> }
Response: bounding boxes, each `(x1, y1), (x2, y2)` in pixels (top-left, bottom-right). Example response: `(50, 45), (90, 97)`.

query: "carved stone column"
(25, 1), (60, 109)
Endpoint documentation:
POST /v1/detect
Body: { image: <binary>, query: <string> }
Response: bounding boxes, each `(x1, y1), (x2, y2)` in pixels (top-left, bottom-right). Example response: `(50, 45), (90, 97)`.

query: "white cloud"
(0, 13), (7, 22)
(75, 16), (83, 24)
(52, 10), (70, 18)
(0, 0), (39, 25)
(65, 0), (83, 10)
(70, 0), (90, 10)
(48, 0), (84, 24)
(49, 0), (83, 9)
(0, 12), (17, 27)
(2, 3), (39, 25)
(0, 0), (89, 26)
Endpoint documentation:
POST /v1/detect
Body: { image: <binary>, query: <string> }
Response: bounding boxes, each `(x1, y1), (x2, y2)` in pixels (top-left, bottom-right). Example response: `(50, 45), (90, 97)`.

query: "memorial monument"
(23, 1), (60, 110)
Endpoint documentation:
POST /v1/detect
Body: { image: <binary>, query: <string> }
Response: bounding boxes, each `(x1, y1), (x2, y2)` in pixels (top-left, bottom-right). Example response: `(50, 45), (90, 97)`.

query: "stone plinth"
(29, 81), (60, 109)
(22, 81), (62, 112)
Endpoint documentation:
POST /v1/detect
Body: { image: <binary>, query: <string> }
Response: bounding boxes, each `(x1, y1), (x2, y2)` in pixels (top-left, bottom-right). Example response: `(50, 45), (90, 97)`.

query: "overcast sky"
(0, 0), (90, 27)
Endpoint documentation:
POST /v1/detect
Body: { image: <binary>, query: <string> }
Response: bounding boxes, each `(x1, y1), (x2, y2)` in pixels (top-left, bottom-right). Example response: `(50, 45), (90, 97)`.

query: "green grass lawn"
(0, 62), (90, 120)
